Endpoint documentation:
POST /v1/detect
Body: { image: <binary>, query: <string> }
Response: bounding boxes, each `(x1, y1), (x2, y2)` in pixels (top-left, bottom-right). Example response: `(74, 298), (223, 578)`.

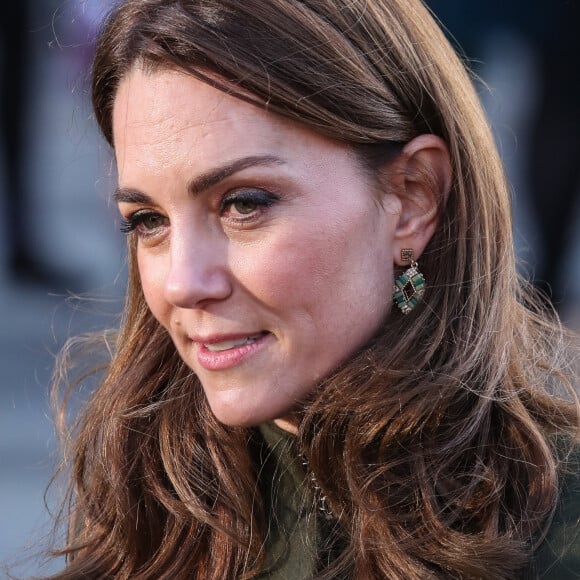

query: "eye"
(120, 210), (168, 236)
(220, 189), (278, 220)
(230, 198), (259, 215)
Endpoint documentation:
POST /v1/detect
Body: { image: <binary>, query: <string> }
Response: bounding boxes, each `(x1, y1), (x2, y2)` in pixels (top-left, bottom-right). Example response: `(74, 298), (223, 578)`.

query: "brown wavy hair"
(46, 0), (579, 578)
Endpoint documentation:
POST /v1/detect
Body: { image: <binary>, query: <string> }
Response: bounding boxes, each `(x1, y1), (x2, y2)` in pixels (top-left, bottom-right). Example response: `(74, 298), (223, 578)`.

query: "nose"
(163, 227), (232, 308)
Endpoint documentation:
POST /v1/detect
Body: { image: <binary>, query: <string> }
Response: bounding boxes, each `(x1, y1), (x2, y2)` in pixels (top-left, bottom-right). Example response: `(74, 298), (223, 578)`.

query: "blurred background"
(1, 0), (579, 576)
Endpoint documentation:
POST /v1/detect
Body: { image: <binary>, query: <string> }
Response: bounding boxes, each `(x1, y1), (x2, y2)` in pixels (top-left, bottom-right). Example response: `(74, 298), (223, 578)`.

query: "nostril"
(164, 268), (232, 308)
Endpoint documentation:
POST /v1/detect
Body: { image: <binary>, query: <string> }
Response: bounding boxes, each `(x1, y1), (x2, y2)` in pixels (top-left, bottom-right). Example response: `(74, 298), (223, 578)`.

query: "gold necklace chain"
(301, 456), (335, 519)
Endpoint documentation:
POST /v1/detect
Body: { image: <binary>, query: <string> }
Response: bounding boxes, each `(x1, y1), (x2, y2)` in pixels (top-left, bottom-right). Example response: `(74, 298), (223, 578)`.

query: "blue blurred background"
(1, 1), (579, 576)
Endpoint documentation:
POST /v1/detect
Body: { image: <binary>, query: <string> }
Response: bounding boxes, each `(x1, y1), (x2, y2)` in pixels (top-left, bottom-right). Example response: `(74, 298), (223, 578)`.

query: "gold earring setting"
(393, 249), (425, 314)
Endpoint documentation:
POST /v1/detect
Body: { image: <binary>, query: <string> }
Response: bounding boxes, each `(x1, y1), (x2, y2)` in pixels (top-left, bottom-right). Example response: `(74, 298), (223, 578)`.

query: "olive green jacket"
(256, 423), (580, 579)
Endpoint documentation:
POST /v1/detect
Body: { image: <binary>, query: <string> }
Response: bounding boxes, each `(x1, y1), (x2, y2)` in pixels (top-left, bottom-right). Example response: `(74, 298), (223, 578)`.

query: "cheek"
(233, 229), (344, 309)
(233, 216), (391, 330)
(137, 252), (171, 326)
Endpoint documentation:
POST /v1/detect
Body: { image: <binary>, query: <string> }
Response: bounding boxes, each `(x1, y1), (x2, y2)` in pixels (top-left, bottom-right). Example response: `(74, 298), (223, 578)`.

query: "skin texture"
(112, 67), (448, 428)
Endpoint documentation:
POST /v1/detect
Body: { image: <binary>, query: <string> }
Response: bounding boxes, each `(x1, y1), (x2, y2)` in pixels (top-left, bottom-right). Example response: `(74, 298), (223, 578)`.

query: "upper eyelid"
(120, 208), (167, 226)
(117, 203), (161, 222)
(221, 187), (279, 202)
(130, 208), (164, 219)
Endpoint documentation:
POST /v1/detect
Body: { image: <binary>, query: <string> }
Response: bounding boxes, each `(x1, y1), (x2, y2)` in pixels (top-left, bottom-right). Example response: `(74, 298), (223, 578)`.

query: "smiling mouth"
(203, 332), (270, 352)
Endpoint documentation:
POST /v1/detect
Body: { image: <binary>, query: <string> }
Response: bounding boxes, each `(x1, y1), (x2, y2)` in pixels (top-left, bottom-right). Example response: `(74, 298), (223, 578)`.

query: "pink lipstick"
(195, 331), (271, 370)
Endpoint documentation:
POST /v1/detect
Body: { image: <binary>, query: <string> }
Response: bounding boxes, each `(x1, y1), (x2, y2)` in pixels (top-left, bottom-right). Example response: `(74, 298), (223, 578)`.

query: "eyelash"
(220, 189), (278, 218)
(119, 189), (279, 236)
(119, 211), (165, 235)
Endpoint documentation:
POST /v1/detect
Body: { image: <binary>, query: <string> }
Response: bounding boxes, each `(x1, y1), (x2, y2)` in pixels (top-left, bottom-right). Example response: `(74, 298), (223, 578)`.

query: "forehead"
(114, 68), (263, 128)
(113, 68), (278, 158)
(111, 66), (359, 180)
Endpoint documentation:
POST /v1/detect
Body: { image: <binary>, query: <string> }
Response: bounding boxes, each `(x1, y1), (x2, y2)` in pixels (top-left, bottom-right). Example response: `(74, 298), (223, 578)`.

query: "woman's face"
(113, 67), (401, 428)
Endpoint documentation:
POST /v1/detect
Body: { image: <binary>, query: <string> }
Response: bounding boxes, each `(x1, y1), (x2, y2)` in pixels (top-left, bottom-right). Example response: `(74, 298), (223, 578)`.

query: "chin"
(207, 395), (296, 429)
(208, 401), (272, 428)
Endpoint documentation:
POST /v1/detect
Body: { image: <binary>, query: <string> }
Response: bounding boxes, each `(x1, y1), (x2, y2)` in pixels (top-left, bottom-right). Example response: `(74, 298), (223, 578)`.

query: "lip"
(192, 331), (272, 371)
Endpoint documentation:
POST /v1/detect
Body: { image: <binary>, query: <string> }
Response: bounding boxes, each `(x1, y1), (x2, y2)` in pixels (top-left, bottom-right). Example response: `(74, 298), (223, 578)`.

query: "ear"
(387, 134), (452, 265)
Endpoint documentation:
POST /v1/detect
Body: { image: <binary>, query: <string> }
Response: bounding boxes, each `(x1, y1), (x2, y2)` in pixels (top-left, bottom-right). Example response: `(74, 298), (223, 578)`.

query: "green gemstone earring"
(393, 249), (425, 314)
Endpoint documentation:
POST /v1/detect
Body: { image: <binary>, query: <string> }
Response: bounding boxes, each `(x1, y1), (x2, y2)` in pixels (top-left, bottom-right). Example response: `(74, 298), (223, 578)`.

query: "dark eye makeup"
(119, 188), (279, 236)
(220, 189), (279, 217)
(119, 211), (168, 235)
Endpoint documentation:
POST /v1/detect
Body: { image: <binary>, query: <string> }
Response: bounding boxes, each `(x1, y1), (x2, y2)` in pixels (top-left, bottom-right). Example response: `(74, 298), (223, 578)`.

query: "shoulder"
(532, 443), (580, 579)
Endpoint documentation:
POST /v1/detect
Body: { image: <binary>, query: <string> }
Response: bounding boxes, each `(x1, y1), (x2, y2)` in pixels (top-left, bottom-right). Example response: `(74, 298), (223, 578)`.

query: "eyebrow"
(113, 154), (286, 204)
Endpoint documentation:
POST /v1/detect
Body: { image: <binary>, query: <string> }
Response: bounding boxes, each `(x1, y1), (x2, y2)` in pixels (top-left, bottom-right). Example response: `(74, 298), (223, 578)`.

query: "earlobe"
(390, 134), (452, 264)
